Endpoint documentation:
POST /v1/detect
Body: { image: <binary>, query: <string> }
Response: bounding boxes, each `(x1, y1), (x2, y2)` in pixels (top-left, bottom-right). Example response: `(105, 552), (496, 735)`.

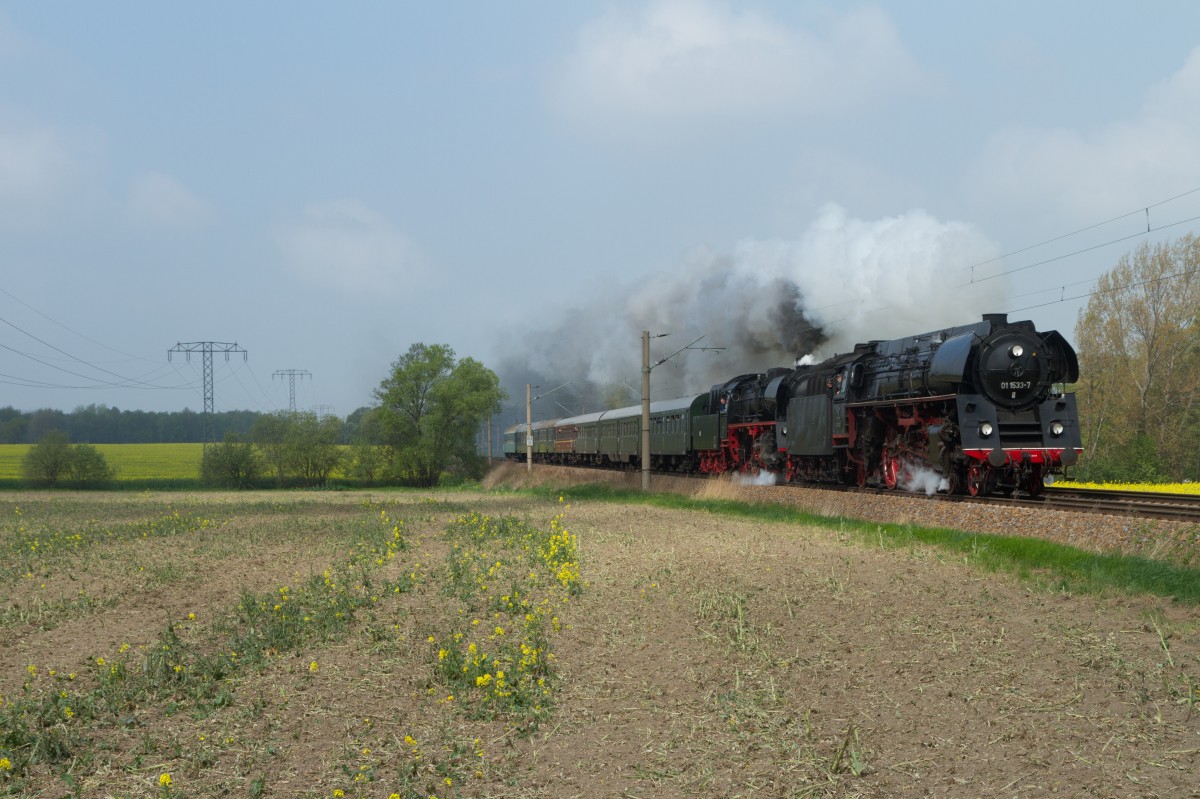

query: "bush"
(1075, 434), (1165, 483)
(22, 431), (114, 488)
(346, 441), (386, 483)
(65, 443), (116, 487)
(201, 433), (262, 488)
(21, 430), (72, 486)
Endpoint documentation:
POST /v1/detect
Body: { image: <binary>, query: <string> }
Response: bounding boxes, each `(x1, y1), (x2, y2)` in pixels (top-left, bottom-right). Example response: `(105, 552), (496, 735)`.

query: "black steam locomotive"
(506, 314), (1082, 496)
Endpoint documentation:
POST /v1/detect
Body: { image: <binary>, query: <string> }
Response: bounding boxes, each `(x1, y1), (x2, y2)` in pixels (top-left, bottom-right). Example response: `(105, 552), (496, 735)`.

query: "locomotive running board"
(845, 393), (957, 408)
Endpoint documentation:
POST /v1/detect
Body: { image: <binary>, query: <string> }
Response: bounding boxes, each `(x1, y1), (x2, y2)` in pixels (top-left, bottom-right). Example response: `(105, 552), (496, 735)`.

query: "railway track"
(506, 460), (1200, 523)
(1036, 486), (1200, 521)
(826, 482), (1200, 522)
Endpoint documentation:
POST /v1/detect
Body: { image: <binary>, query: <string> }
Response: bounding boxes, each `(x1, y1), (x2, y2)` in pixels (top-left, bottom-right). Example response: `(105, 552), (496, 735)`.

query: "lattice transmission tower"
(168, 342), (249, 444)
(272, 369), (312, 413)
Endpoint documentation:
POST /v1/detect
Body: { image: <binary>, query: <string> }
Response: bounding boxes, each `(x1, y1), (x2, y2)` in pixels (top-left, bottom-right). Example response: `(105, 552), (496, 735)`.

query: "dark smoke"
(491, 204), (1001, 428)
(770, 281), (829, 357)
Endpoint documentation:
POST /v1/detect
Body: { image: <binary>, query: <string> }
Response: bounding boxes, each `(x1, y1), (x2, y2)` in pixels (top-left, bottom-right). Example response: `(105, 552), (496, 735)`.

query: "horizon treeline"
(0, 404), (370, 445)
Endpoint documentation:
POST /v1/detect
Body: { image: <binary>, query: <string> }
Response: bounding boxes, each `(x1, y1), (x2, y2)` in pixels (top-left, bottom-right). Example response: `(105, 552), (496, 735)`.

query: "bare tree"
(1075, 234), (1200, 476)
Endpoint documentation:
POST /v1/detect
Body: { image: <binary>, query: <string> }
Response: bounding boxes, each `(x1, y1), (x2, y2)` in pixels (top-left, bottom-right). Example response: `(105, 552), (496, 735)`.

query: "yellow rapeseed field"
(1057, 480), (1200, 495)
(0, 443), (203, 480)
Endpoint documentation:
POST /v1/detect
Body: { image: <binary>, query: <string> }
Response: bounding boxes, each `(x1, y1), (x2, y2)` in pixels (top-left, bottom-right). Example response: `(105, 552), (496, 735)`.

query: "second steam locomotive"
(506, 314), (1083, 497)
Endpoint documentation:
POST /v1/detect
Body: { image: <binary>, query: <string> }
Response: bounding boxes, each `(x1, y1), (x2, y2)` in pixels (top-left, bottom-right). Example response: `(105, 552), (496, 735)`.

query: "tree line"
(0, 405), (386, 446)
(1073, 233), (1200, 482)
(204, 344), (504, 488)
(19, 342), (507, 490)
(2, 405), (260, 444)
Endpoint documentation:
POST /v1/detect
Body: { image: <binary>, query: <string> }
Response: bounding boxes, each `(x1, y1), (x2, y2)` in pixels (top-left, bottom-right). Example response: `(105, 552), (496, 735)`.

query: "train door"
(831, 369), (848, 439)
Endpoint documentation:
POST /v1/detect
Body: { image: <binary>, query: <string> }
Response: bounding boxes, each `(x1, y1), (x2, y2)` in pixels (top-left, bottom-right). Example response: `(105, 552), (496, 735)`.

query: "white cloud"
(969, 46), (1200, 222)
(128, 172), (210, 229)
(1145, 46), (1200, 123)
(0, 123), (73, 222)
(275, 200), (427, 298)
(552, 1), (925, 132)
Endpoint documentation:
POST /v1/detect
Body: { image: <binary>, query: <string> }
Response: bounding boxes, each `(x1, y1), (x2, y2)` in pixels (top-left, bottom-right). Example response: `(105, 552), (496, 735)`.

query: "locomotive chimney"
(982, 313), (1008, 326)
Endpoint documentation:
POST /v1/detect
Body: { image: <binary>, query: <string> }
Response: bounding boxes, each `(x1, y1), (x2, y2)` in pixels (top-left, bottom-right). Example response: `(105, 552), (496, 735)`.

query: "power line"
(807, 190), (1200, 334)
(1004, 265), (1200, 314)
(968, 212), (1200, 285)
(225, 361), (272, 413)
(0, 285), (163, 365)
(964, 184), (1200, 278)
(246, 366), (281, 409)
(0, 313), (191, 390)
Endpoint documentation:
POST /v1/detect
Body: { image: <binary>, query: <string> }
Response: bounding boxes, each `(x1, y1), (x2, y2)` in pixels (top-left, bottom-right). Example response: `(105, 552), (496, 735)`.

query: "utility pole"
(526, 381), (573, 474)
(312, 404), (334, 419)
(526, 383), (533, 473)
(642, 331), (651, 491)
(273, 369), (312, 413)
(168, 341), (248, 445)
(641, 332), (722, 492)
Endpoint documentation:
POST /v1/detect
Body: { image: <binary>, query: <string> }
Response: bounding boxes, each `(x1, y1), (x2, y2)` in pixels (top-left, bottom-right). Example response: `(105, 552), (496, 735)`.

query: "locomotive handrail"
(845, 393), (958, 408)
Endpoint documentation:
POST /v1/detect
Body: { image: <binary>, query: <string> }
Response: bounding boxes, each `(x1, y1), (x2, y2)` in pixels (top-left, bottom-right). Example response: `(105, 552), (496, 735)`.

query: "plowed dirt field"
(2, 476), (1197, 798)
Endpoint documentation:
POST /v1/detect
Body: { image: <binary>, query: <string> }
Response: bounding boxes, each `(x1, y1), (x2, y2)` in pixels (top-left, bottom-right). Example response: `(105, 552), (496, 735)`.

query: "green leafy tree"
(285, 412), (343, 487)
(251, 411), (292, 486)
(1075, 234), (1200, 479)
(0, 406), (26, 444)
(1075, 433), (1166, 483)
(202, 433), (262, 488)
(66, 443), (116, 487)
(21, 430), (73, 486)
(21, 431), (115, 487)
(345, 407), (385, 483)
(346, 441), (385, 483)
(373, 343), (506, 486)
(343, 406), (377, 444)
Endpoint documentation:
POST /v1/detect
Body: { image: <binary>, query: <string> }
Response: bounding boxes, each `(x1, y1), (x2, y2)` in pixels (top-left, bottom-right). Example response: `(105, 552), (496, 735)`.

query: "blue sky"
(3, 1), (1200, 419)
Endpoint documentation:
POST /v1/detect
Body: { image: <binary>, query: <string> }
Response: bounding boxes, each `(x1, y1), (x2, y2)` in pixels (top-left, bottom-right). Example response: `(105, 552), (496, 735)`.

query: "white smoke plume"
(498, 203), (1003, 413)
(733, 470), (780, 487)
(898, 463), (950, 496)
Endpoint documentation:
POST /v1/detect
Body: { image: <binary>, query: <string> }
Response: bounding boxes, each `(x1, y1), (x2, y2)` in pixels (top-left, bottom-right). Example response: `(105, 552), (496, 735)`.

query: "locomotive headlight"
(979, 422), (994, 438)
(1010, 344), (1024, 358)
(1049, 421), (1065, 437)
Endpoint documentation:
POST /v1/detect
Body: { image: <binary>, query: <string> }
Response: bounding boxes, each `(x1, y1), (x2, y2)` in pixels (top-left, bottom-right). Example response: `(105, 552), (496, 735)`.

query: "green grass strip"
(525, 483), (1200, 605)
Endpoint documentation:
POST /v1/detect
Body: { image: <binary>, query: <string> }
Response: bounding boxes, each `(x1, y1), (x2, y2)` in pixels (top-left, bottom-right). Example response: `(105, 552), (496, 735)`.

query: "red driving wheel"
(882, 453), (901, 489)
(967, 464), (986, 497)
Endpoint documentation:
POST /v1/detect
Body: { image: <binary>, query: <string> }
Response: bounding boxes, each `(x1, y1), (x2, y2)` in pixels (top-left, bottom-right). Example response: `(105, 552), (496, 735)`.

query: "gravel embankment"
(486, 462), (1200, 563)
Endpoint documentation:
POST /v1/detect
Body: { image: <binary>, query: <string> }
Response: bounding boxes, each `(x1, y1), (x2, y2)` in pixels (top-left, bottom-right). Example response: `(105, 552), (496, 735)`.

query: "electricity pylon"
(168, 342), (248, 445)
(272, 369), (311, 413)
